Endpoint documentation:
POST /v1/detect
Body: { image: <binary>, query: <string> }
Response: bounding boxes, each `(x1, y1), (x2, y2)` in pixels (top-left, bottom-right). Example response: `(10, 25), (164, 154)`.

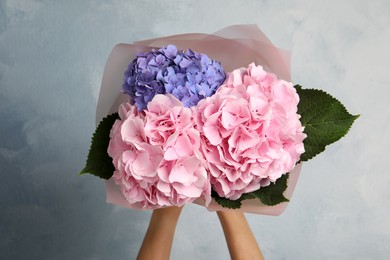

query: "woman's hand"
(137, 206), (183, 260)
(217, 211), (264, 260)
(137, 207), (264, 260)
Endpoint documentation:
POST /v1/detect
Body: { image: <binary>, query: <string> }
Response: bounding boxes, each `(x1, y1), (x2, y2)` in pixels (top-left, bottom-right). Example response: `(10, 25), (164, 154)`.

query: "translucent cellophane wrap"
(97, 25), (301, 215)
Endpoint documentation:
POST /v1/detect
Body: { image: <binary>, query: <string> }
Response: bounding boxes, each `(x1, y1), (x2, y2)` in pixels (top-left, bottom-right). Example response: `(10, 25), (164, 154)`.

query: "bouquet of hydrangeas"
(80, 25), (358, 215)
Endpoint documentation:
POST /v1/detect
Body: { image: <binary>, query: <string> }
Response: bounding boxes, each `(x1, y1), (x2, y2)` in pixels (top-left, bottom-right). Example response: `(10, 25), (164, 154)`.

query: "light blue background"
(1, 0), (389, 259)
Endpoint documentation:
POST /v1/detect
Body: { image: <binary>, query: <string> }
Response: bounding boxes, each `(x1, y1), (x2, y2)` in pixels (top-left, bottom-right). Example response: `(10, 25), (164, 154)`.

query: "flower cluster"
(122, 45), (226, 111)
(195, 63), (306, 200)
(81, 27), (358, 213)
(109, 58), (305, 208)
(108, 95), (211, 208)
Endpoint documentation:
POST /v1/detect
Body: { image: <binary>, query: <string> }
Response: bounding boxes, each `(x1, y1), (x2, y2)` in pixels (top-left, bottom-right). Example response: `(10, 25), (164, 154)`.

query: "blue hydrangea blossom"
(123, 45), (226, 111)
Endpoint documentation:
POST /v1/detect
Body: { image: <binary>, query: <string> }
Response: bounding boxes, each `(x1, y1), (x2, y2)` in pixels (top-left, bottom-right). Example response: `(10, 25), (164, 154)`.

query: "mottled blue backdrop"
(1, 0), (389, 259)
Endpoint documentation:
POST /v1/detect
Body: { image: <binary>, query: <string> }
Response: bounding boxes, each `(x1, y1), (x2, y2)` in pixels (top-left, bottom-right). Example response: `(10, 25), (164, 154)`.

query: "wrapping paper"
(97, 24), (301, 215)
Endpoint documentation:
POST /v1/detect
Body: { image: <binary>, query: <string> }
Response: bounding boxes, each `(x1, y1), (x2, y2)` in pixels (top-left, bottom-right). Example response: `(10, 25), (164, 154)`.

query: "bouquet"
(80, 25), (358, 215)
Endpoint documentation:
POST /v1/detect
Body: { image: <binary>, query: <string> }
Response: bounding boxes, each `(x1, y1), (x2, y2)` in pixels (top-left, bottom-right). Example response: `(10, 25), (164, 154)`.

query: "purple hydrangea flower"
(122, 45), (226, 111)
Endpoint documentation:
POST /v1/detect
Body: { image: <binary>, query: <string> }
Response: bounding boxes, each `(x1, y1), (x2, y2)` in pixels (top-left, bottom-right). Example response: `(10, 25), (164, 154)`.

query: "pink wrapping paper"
(97, 24), (301, 215)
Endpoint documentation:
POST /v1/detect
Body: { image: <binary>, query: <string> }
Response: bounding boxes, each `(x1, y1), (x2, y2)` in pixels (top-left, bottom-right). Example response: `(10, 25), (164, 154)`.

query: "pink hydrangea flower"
(107, 95), (211, 209)
(195, 63), (306, 200)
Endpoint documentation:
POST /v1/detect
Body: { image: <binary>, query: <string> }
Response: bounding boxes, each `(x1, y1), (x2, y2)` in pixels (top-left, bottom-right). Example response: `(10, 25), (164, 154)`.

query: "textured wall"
(1, 0), (389, 259)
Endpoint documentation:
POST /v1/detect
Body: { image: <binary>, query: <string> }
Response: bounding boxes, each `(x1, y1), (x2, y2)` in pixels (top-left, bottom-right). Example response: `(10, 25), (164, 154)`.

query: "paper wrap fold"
(97, 24), (301, 215)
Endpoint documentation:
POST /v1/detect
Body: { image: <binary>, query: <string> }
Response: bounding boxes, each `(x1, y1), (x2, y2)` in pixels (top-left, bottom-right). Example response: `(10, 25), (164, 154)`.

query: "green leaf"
(250, 174), (290, 206)
(212, 190), (244, 209)
(212, 190), (257, 209)
(295, 85), (359, 162)
(211, 174), (290, 208)
(79, 112), (119, 179)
